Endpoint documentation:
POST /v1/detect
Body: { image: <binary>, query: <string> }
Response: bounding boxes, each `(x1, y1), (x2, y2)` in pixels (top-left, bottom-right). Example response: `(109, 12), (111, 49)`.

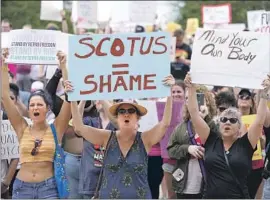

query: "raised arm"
(248, 78), (270, 148)
(142, 75), (174, 153)
(61, 10), (68, 33)
(1, 49), (27, 138)
(71, 101), (110, 146)
(101, 100), (119, 128)
(184, 73), (210, 144)
(53, 51), (71, 141)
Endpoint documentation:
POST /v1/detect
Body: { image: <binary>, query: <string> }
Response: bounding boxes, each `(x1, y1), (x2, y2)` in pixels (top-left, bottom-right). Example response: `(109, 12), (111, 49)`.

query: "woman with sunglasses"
(184, 72), (270, 199)
(1, 49), (71, 199)
(66, 75), (174, 199)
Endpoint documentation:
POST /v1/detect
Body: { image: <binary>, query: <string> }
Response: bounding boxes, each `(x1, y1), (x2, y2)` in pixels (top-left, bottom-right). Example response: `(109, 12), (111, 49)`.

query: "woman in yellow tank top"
(2, 49), (71, 199)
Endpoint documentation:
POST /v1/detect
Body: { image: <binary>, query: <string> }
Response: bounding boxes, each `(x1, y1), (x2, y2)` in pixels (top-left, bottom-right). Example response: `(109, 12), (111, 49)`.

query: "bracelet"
(65, 93), (70, 103)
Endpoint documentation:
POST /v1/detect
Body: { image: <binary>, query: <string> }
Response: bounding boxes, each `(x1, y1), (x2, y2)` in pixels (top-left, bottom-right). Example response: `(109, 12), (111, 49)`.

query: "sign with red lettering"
(67, 32), (171, 100)
(190, 28), (270, 89)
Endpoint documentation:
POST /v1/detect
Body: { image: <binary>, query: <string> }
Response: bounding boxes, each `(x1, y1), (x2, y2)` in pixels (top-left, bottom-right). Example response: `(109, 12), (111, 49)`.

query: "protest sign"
(186, 18), (199, 36)
(72, 1), (98, 29)
(129, 1), (157, 24)
(204, 23), (246, 31)
(157, 101), (184, 159)
(201, 3), (232, 24)
(1, 120), (19, 160)
(6, 29), (60, 65)
(1, 32), (10, 48)
(40, 1), (63, 22)
(247, 10), (270, 33)
(241, 115), (262, 161)
(170, 37), (176, 62)
(190, 28), (270, 89)
(68, 32), (171, 101)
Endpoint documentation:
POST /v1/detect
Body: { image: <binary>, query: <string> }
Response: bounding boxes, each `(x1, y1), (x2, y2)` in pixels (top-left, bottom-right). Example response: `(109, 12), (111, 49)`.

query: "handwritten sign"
(247, 10), (270, 33)
(40, 1), (63, 22)
(201, 3), (232, 24)
(1, 120), (19, 160)
(190, 28), (270, 89)
(6, 29), (60, 65)
(186, 18), (199, 36)
(204, 23), (246, 31)
(68, 32), (171, 101)
(129, 1), (157, 24)
(241, 115), (262, 161)
(72, 1), (98, 29)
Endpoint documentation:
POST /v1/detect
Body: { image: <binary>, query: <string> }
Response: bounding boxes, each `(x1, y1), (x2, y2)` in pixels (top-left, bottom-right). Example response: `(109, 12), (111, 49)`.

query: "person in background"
(16, 64), (32, 92)
(184, 72), (270, 199)
(172, 29), (192, 80)
(212, 86), (234, 97)
(135, 25), (145, 33)
(167, 85), (217, 199)
(237, 88), (265, 199)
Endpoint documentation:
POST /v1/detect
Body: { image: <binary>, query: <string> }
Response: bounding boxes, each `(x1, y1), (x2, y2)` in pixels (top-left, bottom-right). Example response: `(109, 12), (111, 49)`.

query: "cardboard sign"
(1, 120), (19, 160)
(247, 10), (270, 33)
(186, 18), (199, 36)
(6, 29), (60, 65)
(40, 1), (63, 22)
(72, 1), (98, 29)
(170, 37), (176, 62)
(68, 32), (171, 101)
(241, 115), (263, 161)
(190, 28), (270, 89)
(129, 1), (157, 24)
(201, 3), (232, 24)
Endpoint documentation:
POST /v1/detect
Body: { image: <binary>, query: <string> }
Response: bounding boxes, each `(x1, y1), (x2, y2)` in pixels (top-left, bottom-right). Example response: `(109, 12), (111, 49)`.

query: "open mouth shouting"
(33, 112), (40, 117)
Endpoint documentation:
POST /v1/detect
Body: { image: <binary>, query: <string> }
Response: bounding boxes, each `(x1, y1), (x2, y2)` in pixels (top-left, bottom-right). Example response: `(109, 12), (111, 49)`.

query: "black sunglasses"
(31, 139), (42, 156)
(117, 108), (137, 115)
(218, 107), (228, 113)
(239, 94), (251, 100)
(220, 117), (238, 124)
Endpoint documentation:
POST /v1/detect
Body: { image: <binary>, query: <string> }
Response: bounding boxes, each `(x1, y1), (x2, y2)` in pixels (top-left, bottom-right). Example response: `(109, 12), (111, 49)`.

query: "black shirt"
(204, 131), (255, 199)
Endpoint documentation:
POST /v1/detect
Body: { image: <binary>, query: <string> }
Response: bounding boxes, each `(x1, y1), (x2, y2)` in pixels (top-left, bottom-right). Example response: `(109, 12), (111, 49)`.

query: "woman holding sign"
(184, 72), (270, 199)
(1, 49), (71, 199)
(66, 75), (174, 199)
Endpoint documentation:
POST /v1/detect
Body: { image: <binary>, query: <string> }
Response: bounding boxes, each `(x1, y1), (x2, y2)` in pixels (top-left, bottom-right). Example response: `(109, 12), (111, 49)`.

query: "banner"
(68, 32), (171, 100)
(241, 115), (262, 161)
(72, 1), (98, 29)
(40, 1), (63, 22)
(1, 120), (19, 160)
(6, 29), (61, 65)
(186, 18), (199, 36)
(190, 28), (270, 89)
(201, 3), (232, 24)
(247, 10), (270, 33)
(129, 1), (157, 24)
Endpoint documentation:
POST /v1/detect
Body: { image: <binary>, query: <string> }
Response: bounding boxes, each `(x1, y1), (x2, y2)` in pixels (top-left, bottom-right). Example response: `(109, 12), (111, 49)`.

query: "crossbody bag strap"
(223, 151), (247, 198)
(187, 121), (207, 181)
(93, 131), (114, 199)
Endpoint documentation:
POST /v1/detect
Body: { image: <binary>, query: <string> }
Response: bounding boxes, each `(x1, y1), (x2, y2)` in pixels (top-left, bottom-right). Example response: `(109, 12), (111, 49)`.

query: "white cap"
(31, 81), (44, 92)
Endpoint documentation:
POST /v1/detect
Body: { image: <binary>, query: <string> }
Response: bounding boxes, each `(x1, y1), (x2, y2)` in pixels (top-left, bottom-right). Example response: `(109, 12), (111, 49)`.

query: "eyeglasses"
(31, 139), (42, 156)
(218, 107), (228, 113)
(220, 117), (238, 124)
(239, 95), (251, 100)
(117, 108), (137, 115)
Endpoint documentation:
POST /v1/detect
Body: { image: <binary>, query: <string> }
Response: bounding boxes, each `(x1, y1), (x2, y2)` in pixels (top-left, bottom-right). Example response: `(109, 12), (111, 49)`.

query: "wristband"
(65, 93), (70, 103)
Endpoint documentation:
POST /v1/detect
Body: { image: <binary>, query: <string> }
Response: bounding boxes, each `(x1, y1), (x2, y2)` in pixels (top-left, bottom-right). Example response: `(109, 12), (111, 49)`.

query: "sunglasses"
(31, 139), (42, 156)
(220, 117), (238, 124)
(117, 108), (137, 115)
(239, 95), (251, 100)
(218, 107), (228, 113)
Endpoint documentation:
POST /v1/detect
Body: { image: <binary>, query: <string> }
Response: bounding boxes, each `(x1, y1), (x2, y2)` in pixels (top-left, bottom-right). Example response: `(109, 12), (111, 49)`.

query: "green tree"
(176, 1), (270, 29)
(1, 1), (74, 33)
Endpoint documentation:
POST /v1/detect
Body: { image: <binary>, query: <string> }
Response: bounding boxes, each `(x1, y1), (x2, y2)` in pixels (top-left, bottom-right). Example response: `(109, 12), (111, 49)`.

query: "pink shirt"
(148, 143), (161, 156)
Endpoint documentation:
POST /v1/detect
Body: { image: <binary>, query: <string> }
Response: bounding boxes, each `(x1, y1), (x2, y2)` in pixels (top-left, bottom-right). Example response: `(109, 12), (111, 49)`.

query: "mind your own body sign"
(190, 28), (270, 89)
(67, 32), (171, 101)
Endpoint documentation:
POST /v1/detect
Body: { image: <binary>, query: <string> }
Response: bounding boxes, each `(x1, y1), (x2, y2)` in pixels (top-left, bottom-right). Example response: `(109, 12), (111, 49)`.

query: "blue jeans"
(12, 177), (58, 199)
(64, 151), (83, 199)
(263, 179), (270, 199)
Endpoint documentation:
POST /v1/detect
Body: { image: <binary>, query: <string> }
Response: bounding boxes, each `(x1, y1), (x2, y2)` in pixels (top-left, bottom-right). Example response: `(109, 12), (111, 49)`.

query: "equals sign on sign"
(112, 64), (129, 75)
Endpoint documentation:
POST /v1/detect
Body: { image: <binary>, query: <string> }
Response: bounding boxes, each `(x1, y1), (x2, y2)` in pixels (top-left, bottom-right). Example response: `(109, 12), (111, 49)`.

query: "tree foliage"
(176, 1), (270, 29)
(1, 1), (74, 33)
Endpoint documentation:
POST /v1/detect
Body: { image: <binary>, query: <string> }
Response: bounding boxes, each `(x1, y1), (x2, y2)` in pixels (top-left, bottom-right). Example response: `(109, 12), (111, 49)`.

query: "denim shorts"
(12, 177), (58, 199)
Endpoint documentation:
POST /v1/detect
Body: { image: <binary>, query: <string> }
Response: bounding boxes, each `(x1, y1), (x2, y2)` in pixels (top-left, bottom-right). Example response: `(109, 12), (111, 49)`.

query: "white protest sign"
(129, 1), (157, 24)
(202, 3), (232, 24)
(72, 1), (98, 29)
(247, 10), (266, 31)
(40, 1), (63, 22)
(170, 37), (176, 62)
(204, 23), (246, 31)
(1, 120), (19, 160)
(1, 32), (10, 48)
(190, 28), (270, 89)
(6, 29), (60, 65)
